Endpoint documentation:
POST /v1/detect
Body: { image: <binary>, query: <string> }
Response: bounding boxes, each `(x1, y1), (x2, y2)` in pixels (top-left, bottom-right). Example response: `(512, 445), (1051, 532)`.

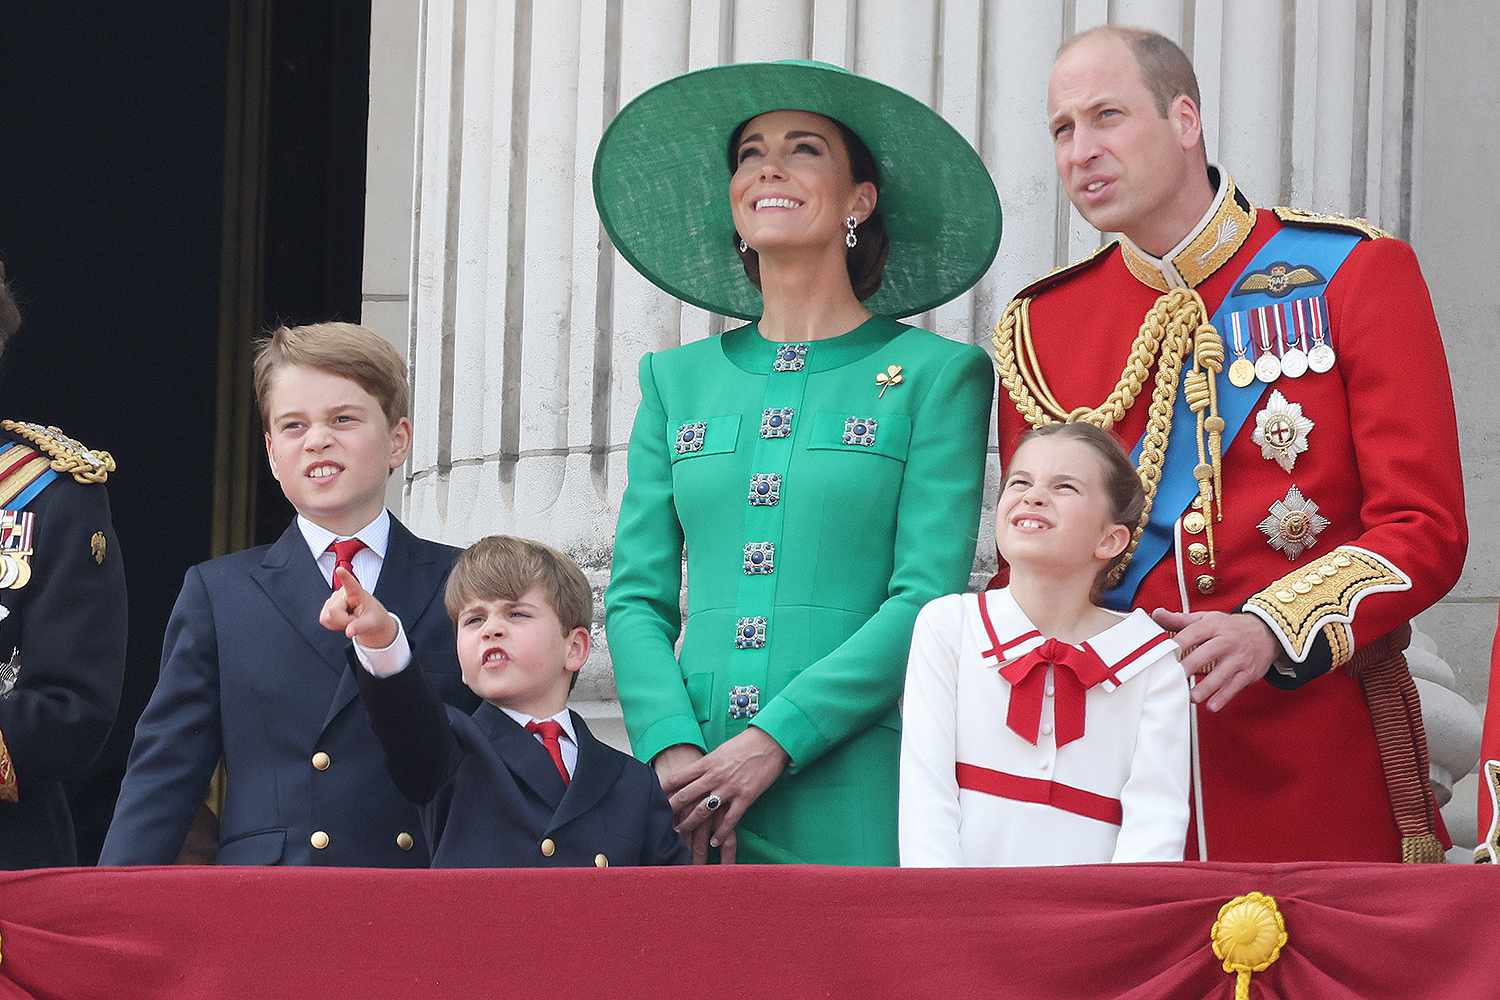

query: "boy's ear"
(263, 431), (280, 479)
(388, 416), (413, 471)
(564, 626), (591, 674)
(1096, 523), (1131, 562)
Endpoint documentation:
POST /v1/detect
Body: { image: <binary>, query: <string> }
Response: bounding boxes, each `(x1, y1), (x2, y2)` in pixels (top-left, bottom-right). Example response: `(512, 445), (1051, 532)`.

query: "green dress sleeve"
(750, 345), (994, 770)
(604, 352), (707, 763)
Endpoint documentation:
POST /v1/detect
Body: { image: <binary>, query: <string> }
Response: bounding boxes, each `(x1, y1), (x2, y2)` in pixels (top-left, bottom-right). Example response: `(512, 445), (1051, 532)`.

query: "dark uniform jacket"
(100, 516), (475, 867)
(0, 425), (126, 869)
(354, 654), (687, 868)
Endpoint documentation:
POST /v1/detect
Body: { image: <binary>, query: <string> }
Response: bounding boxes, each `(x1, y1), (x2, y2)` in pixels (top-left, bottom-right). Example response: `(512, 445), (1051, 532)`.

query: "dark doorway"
(0, 0), (371, 864)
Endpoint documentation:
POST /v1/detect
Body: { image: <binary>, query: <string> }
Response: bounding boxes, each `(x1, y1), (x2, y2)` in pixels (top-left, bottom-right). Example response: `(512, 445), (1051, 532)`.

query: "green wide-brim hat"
(593, 60), (1002, 321)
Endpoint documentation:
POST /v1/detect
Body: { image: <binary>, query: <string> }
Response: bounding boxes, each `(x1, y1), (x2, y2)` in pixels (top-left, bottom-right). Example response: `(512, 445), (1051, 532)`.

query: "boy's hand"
(320, 566), (398, 649)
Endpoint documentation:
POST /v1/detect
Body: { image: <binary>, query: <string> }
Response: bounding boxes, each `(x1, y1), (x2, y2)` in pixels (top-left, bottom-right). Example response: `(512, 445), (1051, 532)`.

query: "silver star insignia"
(1252, 390), (1315, 472)
(1257, 485), (1331, 560)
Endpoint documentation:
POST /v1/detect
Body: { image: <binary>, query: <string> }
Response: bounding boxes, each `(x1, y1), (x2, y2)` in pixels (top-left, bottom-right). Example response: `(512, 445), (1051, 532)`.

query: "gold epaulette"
(1273, 206), (1390, 241)
(0, 420), (116, 485)
(1009, 240), (1119, 302)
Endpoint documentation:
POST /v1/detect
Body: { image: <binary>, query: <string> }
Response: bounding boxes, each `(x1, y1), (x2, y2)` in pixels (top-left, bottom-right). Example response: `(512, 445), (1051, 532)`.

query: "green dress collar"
(719, 315), (906, 374)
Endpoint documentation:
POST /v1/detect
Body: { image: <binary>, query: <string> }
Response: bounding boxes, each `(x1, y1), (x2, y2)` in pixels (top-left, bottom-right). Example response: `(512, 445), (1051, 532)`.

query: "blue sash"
(1102, 225), (1361, 609)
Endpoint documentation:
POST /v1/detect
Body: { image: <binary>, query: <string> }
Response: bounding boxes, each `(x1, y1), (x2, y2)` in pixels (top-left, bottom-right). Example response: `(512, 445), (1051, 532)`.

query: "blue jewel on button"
(743, 541), (775, 575)
(674, 421), (706, 455)
(772, 344), (809, 372)
(842, 416), (878, 447)
(748, 473), (782, 506)
(728, 684), (761, 719)
(734, 617), (767, 650)
(760, 407), (794, 439)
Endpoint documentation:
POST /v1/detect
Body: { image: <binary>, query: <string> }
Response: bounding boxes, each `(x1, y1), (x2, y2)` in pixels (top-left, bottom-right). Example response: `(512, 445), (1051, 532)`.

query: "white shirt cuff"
(353, 613), (411, 677)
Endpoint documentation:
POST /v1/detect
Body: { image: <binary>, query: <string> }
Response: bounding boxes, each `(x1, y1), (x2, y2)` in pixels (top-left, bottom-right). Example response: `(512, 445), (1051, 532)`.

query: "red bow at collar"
(998, 637), (1111, 749)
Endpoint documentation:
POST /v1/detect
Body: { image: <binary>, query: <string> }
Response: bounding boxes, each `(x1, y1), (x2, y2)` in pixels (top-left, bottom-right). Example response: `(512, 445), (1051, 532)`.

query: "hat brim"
(593, 61), (1002, 320)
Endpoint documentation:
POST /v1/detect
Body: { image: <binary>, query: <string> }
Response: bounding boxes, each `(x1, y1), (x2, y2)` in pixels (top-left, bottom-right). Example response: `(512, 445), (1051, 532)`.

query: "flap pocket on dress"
(668, 414), (741, 462)
(217, 827), (287, 865)
(805, 411), (911, 462)
(684, 672), (715, 724)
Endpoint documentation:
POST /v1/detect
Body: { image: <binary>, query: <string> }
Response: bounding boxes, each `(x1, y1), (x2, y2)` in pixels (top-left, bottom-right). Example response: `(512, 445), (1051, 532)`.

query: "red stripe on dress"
(955, 762), (1123, 826)
(975, 593), (1041, 663)
(1086, 630), (1173, 686)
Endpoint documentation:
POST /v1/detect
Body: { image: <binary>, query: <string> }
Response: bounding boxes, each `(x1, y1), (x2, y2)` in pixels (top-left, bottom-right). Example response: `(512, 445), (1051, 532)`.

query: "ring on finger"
(703, 793), (723, 812)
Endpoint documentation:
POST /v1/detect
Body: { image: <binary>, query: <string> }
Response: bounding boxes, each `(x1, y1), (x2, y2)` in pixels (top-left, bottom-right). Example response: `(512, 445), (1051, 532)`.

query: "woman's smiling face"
(729, 109), (874, 256)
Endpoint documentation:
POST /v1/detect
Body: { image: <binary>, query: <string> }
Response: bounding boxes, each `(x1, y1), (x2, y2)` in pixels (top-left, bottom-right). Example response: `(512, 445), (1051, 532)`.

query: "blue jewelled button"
(771, 344), (808, 372)
(760, 407), (795, 439)
(842, 416), (878, 447)
(743, 541), (775, 575)
(733, 617), (767, 650)
(728, 684), (761, 719)
(674, 421), (706, 455)
(748, 473), (782, 506)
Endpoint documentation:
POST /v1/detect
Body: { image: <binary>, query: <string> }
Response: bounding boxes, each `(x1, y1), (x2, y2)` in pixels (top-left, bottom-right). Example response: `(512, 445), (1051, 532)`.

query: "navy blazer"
(354, 652), (687, 868)
(100, 516), (477, 867)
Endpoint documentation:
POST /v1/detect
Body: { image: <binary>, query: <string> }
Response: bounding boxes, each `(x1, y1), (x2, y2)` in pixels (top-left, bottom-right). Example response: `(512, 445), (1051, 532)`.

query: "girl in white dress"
(899, 423), (1190, 866)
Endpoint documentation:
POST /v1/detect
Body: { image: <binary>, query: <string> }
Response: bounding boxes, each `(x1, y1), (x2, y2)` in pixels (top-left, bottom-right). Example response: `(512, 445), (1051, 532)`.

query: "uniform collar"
(1118, 166), (1256, 292)
(297, 508), (392, 563)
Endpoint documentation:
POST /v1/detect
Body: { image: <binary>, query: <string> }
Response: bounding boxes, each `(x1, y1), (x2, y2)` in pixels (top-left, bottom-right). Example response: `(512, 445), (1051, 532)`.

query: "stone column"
(390, 1), (1492, 844)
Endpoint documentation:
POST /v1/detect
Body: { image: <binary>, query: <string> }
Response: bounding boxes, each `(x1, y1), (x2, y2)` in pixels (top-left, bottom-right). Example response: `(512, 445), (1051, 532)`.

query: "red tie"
(327, 538), (367, 590)
(998, 638), (1111, 749)
(526, 720), (571, 785)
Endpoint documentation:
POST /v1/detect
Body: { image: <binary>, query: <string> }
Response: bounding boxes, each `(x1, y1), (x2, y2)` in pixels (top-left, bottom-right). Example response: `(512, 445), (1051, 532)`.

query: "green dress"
(605, 316), (993, 864)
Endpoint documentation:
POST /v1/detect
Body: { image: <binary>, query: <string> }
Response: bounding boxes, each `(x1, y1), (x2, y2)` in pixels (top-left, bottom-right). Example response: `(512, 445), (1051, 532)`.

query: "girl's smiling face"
(996, 435), (1131, 576)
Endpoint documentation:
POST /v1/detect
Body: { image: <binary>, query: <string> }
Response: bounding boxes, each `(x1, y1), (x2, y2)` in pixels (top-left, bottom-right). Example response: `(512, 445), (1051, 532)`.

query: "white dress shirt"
(353, 616), (577, 778)
(297, 509), (391, 593)
(899, 588), (1190, 868)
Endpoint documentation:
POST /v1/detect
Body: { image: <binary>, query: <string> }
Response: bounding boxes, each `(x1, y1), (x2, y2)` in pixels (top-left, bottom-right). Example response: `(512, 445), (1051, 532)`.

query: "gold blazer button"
(396, 832), (415, 851)
(311, 751), (331, 771)
(310, 830), (330, 850)
(540, 838), (557, 857)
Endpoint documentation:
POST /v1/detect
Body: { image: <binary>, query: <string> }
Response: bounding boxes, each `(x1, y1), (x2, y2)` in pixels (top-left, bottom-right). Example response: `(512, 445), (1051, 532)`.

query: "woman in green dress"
(595, 61), (1001, 865)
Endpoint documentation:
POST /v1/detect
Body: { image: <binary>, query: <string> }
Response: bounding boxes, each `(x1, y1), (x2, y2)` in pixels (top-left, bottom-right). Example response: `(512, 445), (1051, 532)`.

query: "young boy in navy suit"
(324, 535), (686, 867)
(102, 323), (476, 867)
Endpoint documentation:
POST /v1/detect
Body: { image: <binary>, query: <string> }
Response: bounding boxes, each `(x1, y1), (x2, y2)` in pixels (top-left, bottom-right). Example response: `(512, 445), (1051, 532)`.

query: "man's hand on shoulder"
(1151, 609), (1281, 712)
(320, 566), (397, 650)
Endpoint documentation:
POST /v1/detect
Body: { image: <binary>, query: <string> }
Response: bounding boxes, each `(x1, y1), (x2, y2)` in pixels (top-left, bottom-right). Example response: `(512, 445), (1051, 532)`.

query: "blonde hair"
(253, 322), (410, 427)
(445, 535), (593, 634)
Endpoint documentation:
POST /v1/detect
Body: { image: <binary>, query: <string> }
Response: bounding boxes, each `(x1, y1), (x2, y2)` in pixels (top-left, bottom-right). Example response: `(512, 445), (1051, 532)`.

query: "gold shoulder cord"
(0, 420), (115, 485)
(993, 289), (1226, 584)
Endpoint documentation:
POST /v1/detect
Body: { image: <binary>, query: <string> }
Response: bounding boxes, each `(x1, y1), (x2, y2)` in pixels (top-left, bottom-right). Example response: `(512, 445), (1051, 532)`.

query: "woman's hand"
(652, 745), (712, 863)
(663, 727), (789, 863)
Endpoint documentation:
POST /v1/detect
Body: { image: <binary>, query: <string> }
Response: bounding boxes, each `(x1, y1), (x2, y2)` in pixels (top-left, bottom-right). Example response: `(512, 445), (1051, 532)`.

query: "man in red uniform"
(991, 26), (1466, 862)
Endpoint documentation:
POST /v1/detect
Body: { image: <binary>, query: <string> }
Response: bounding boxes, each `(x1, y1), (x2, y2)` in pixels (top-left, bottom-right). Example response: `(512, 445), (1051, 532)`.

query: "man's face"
(1047, 35), (1195, 238)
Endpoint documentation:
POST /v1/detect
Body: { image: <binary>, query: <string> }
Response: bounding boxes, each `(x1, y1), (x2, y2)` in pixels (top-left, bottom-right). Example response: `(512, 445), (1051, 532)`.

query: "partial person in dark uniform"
(0, 259), (128, 868)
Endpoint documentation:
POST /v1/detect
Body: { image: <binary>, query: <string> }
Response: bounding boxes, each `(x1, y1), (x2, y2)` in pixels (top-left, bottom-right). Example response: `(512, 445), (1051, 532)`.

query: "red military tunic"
(991, 169), (1466, 862)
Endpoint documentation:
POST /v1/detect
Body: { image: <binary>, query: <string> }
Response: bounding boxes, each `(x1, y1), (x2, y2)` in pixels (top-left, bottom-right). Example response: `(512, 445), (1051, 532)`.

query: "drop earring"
(845, 216), (858, 249)
(738, 237), (748, 253)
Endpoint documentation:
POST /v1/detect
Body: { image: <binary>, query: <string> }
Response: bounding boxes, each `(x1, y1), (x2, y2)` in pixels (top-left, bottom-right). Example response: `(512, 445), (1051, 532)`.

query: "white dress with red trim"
(899, 588), (1190, 867)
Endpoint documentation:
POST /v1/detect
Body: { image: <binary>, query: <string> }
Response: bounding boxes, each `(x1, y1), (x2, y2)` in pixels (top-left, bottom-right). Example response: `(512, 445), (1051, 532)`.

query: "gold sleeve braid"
(1242, 546), (1411, 664)
(993, 287), (1226, 585)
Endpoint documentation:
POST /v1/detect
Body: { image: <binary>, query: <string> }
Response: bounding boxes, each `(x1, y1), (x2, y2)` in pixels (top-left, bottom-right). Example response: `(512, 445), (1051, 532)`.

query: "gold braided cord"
(993, 289), (1226, 582)
(0, 420), (115, 485)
